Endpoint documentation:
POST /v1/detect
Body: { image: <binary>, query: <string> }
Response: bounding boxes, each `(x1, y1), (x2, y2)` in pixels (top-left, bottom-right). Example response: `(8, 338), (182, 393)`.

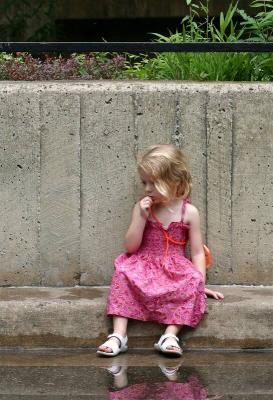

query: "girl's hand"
(139, 196), (153, 218)
(204, 287), (224, 300)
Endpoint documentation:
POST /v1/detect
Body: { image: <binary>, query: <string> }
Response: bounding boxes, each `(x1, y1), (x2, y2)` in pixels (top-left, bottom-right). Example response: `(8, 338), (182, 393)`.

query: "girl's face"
(139, 172), (165, 204)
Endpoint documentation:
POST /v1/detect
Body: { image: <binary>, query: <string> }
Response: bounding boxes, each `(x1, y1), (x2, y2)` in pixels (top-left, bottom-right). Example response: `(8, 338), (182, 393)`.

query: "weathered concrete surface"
(0, 89), (41, 285)
(0, 351), (272, 398)
(175, 90), (208, 234)
(80, 89), (136, 285)
(0, 82), (273, 286)
(231, 92), (273, 284)
(207, 93), (233, 283)
(40, 93), (81, 286)
(0, 286), (272, 349)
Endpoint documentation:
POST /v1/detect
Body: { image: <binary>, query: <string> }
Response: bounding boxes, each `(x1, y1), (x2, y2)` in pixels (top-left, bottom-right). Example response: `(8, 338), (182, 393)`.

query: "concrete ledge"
(0, 286), (272, 349)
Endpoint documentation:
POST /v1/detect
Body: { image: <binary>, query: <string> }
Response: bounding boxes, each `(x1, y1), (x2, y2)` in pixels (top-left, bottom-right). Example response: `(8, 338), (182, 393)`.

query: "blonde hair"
(137, 144), (192, 201)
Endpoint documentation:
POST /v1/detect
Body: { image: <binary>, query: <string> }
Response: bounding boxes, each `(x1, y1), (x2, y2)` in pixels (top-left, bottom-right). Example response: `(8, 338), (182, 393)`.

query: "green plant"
(176, 1), (245, 42)
(123, 0), (273, 81)
(239, 0), (273, 41)
(125, 51), (256, 81)
(1, 1), (273, 82)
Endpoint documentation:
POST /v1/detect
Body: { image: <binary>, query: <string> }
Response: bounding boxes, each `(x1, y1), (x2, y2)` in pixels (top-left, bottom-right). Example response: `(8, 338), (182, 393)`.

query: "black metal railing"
(1, 42), (273, 53)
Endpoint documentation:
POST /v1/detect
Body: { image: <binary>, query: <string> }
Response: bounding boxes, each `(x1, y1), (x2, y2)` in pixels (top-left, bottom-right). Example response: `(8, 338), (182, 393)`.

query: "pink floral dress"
(107, 198), (206, 327)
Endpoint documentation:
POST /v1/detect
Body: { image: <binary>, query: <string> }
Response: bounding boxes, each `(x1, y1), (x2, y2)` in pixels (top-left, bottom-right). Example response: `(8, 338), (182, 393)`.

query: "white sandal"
(97, 333), (128, 357)
(105, 365), (127, 376)
(158, 364), (180, 380)
(154, 333), (182, 356)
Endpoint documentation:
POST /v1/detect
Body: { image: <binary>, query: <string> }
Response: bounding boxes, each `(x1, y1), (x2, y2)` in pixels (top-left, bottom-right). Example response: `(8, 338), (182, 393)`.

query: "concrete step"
(0, 286), (272, 349)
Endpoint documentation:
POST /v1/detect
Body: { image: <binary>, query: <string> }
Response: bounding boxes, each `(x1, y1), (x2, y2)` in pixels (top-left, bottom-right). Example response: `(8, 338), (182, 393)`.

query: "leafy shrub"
(124, 0), (273, 81)
(1, 1), (273, 81)
(0, 52), (126, 80)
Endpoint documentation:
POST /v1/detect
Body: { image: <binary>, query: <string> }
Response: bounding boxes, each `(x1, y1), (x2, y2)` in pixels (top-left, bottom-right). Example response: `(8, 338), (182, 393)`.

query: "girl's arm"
(124, 197), (152, 253)
(188, 204), (206, 280)
(187, 204), (224, 300)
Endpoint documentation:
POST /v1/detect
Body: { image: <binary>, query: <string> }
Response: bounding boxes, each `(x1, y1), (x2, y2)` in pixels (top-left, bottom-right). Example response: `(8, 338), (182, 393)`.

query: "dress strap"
(181, 197), (190, 223)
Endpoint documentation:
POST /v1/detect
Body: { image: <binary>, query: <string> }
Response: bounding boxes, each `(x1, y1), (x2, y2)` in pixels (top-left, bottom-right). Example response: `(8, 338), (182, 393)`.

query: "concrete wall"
(0, 81), (272, 287)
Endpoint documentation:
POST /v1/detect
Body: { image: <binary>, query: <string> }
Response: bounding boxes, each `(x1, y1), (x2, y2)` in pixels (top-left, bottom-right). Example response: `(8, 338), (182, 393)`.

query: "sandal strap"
(107, 365), (122, 375)
(158, 333), (179, 347)
(101, 337), (120, 354)
(107, 332), (128, 348)
(159, 365), (179, 376)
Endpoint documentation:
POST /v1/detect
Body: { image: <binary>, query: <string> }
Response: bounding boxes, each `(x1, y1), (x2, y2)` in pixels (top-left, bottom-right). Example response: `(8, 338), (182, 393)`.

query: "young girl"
(97, 144), (224, 357)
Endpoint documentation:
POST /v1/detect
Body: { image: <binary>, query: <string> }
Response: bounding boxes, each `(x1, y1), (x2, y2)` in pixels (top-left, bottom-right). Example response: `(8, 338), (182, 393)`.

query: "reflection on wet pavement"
(105, 362), (222, 399)
(0, 350), (272, 399)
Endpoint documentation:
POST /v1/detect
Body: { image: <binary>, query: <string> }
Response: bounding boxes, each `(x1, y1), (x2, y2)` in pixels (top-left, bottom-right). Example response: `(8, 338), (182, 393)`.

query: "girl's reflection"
(104, 362), (222, 400)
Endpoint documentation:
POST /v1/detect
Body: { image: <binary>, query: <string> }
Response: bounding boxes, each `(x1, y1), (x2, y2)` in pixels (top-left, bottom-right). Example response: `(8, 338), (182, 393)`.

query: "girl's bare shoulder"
(184, 202), (200, 225)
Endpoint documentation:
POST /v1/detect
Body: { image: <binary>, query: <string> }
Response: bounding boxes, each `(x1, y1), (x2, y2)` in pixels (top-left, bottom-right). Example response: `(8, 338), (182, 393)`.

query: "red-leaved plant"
(0, 52), (126, 80)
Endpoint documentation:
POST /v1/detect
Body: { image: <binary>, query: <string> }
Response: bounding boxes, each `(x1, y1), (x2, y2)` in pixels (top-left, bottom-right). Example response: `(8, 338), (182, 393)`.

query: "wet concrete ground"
(0, 349), (272, 399)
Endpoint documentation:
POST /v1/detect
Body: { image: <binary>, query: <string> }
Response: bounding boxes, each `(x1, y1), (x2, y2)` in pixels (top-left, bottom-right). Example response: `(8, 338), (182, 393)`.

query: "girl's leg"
(163, 324), (182, 351)
(98, 316), (128, 353)
(112, 366), (128, 389)
(113, 316), (128, 336)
